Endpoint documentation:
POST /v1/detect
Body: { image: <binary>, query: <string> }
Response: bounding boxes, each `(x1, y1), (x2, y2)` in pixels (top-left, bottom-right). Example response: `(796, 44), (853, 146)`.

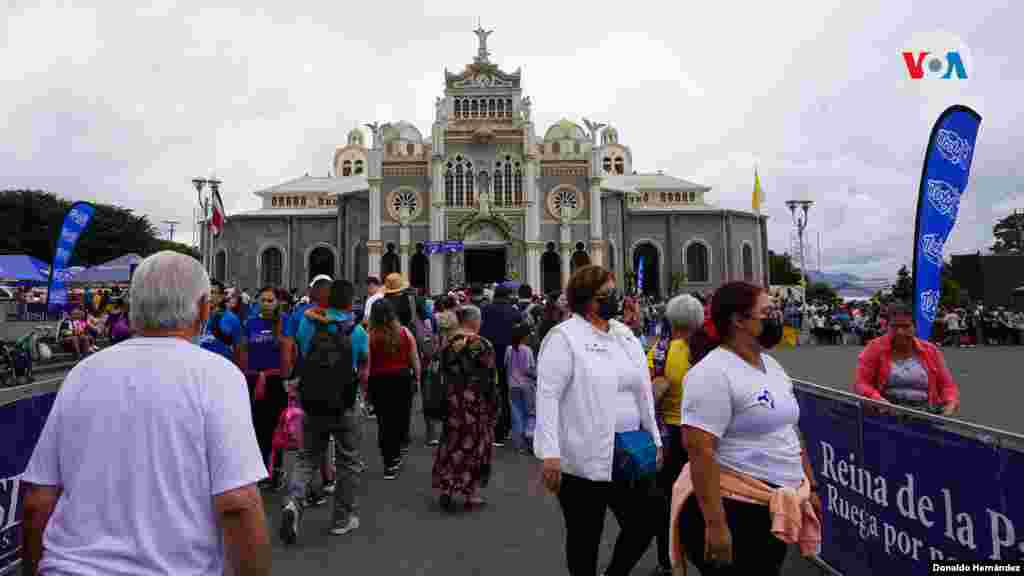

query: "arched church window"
(513, 162), (523, 205)
(506, 98), (512, 117)
(488, 99), (496, 117)
(455, 162), (464, 206)
(497, 99), (505, 117)
(464, 159), (474, 205)
(493, 163), (504, 206)
(471, 99), (478, 117)
(504, 157), (513, 200)
(342, 160), (352, 176)
(445, 161), (454, 205)
(406, 142), (415, 156)
(603, 157), (612, 173)
(614, 157), (624, 175)
(354, 160), (364, 175)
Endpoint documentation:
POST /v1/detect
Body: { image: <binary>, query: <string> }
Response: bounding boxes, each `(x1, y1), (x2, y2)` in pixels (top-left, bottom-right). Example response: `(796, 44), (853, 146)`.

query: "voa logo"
(903, 51), (967, 79)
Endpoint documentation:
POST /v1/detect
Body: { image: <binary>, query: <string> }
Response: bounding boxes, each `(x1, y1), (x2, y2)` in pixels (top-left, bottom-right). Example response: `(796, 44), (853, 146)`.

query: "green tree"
(0, 189), (163, 265)
(990, 210), (1024, 255)
(806, 281), (837, 304)
(891, 265), (913, 303)
(152, 239), (200, 261)
(768, 250), (802, 285)
(939, 259), (964, 308)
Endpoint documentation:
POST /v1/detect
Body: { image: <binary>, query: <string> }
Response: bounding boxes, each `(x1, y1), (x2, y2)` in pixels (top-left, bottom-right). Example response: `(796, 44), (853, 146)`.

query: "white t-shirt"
(23, 337), (267, 575)
(681, 347), (804, 488)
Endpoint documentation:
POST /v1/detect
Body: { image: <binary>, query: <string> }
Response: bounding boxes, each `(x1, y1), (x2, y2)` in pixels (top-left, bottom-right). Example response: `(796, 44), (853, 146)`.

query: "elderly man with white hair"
(21, 251), (271, 576)
(648, 293), (704, 575)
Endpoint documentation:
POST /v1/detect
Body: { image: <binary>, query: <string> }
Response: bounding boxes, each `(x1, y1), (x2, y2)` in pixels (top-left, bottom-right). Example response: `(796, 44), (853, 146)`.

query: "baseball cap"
(309, 274), (333, 288)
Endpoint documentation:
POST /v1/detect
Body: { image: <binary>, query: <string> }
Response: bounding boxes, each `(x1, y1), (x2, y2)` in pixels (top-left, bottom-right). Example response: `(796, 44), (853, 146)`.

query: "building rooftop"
(602, 173), (710, 194)
(253, 175), (369, 197)
(229, 208), (338, 218)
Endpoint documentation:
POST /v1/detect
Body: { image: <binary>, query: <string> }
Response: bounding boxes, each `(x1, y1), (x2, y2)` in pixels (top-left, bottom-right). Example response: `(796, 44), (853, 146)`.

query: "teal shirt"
(296, 309), (368, 371)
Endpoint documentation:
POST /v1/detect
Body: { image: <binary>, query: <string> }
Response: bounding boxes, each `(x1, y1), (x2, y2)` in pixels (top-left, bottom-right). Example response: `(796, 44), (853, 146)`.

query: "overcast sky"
(2, 0), (1020, 279)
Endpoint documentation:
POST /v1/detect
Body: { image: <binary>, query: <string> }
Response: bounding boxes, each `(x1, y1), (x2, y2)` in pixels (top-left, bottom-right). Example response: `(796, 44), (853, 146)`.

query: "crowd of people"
(20, 250), (973, 575)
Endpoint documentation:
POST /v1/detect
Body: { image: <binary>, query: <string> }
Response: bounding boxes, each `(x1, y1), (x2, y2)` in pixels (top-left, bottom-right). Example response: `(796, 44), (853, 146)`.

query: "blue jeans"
(509, 387), (535, 450)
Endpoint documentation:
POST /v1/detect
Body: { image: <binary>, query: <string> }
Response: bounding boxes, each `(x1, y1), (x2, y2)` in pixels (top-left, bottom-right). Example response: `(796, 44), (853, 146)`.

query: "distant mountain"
(805, 271), (887, 297)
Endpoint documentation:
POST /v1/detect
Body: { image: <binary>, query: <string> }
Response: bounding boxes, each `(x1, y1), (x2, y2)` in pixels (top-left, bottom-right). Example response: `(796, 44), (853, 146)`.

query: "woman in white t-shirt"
(675, 281), (823, 575)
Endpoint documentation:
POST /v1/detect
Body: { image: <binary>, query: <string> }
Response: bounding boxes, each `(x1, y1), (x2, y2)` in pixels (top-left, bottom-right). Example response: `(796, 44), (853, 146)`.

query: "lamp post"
(785, 198), (814, 292)
(193, 177), (223, 274)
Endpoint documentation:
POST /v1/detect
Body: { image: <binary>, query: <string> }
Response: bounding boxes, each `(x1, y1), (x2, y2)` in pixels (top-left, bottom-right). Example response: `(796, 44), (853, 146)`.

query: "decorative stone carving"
(582, 118), (606, 146)
(520, 96), (532, 122)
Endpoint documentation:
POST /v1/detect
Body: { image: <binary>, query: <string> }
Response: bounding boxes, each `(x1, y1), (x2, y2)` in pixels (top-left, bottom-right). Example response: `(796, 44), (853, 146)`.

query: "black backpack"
(300, 318), (358, 418)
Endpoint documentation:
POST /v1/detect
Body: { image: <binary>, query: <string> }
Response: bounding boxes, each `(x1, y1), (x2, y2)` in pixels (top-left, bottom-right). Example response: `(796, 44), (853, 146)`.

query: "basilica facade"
(205, 28), (768, 299)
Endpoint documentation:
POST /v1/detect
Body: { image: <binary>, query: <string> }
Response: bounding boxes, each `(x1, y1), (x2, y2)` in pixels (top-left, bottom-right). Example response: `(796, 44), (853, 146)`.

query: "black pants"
(556, 473), (657, 576)
(494, 365), (510, 440)
(679, 493), (788, 575)
(656, 425), (688, 569)
(370, 372), (412, 468)
(250, 374), (287, 472)
(400, 374), (414, 448)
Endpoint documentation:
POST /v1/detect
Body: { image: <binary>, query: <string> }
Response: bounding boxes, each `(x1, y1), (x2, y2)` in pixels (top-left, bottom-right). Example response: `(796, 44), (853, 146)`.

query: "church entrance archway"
(633, 242), (660, 297)
(410, 244), (429, 291)
(571, 241), (590, 273)
(465, 246), (506, 285)
(381, 243), (400, 276)
(542, 242), (561, 294)
(308, 246), (334, 283)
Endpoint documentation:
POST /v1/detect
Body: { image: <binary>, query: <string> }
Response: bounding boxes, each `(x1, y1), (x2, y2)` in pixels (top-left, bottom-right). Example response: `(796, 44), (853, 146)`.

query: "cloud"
(1, 0), (1021, 279)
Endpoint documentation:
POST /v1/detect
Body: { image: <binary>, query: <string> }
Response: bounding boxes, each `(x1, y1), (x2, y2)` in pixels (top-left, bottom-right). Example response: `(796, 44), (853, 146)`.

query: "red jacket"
(854, 333), (958, 406)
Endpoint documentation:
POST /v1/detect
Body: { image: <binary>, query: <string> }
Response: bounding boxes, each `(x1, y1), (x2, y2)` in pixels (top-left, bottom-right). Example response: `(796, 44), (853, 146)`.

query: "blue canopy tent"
(0, 255), (51, 283)
(71, 253), (142, 284)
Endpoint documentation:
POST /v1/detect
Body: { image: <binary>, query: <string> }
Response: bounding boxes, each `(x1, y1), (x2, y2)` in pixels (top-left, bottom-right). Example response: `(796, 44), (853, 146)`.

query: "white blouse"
(534, 314), (662, 482)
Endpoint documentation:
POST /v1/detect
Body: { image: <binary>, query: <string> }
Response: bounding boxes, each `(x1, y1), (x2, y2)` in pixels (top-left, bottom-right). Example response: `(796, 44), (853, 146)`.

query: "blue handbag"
(612, 430), (658, 485)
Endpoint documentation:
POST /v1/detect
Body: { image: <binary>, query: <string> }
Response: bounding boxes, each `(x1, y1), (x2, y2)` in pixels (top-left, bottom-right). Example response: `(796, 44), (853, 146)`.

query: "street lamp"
(785, 198), (814, 291)
(193, 176), (223, 273)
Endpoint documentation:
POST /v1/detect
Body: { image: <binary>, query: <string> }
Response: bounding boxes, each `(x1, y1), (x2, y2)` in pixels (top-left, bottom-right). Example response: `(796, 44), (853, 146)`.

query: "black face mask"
(597, 292), (620, 321)
(758, 317), (784, 349)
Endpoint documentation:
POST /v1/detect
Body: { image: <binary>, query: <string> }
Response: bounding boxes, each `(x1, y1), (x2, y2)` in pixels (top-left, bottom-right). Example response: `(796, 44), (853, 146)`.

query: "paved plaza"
(32, 343), (1018, 575)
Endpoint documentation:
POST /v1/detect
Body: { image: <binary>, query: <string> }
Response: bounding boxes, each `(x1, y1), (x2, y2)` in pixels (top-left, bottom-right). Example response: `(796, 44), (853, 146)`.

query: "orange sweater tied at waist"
(668, 462), (822, 576)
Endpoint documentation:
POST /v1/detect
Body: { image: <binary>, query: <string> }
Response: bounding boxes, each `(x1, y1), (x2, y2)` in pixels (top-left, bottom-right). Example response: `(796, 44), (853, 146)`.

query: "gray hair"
(665, 294), (704, 332)
(130, 251), (210, 332)
(457, 304), (481, 325)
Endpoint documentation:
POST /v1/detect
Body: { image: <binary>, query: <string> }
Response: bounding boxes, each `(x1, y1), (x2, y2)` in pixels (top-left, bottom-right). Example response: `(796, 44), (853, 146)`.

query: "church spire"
(473, 22), (493, 63)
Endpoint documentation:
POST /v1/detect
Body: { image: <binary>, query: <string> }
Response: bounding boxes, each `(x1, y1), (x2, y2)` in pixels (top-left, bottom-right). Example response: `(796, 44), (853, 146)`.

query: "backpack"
(299, 318), (358, 418)
(415, 316), (435, 362)
(111, 313), (131, 343)
(269, 398), (305, 472)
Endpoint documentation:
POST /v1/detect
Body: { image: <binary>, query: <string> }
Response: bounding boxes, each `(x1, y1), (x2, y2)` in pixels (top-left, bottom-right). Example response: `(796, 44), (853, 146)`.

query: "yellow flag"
(752, 168), (765, 212)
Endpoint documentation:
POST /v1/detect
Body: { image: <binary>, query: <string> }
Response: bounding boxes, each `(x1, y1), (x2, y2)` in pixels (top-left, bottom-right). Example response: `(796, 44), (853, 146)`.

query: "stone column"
(527, 241), (543, 293)
(367, 240), (382, 277)
(589, 176), (604, 266)
(399, 217), (411, 276)
(429, 159), (447, 294)
(368, 177), (383, 278)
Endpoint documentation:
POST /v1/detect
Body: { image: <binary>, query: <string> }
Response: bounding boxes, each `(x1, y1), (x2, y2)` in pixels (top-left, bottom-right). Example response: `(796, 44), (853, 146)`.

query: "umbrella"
(0, 255), (51, 283)
(71, 253), (143, 284)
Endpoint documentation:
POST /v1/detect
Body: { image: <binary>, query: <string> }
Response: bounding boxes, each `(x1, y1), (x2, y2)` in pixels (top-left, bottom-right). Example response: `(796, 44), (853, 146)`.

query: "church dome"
(544, 119), (587, 143)
(602, 125), (619, 145)
(347, 127), (366, 147)
(382, 121), (423, 144)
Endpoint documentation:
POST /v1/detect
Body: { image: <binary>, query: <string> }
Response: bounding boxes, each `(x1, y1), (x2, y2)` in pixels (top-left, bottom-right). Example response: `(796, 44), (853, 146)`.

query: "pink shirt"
(854, 333), (959, 406)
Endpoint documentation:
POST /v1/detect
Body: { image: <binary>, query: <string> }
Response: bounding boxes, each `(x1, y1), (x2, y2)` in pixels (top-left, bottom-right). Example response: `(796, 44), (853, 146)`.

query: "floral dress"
(431, 331), (498, 496)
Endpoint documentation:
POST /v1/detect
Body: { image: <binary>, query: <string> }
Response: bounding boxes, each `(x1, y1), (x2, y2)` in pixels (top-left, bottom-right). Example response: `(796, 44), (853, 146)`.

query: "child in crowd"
(504, 322), (537, 454)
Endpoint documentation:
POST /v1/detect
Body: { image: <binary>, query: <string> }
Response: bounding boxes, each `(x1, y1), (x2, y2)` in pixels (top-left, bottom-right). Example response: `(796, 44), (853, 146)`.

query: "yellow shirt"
(647, 339), (691, 426)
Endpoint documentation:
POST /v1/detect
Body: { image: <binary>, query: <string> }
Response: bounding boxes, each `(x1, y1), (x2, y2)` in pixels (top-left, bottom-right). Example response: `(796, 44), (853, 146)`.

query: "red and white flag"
(209, 187), (226, 237)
